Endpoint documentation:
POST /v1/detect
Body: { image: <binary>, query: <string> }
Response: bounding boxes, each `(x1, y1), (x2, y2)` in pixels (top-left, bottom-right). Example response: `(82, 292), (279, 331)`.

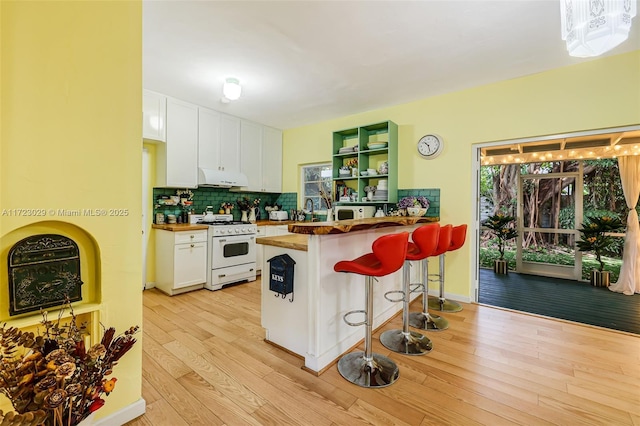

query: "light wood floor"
(125, 278), (640, 426)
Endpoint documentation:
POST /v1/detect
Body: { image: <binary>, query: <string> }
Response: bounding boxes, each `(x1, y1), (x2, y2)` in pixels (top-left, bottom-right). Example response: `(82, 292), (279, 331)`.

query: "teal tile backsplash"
(153, 187), (439, 222)
(153, 187), (297, 222)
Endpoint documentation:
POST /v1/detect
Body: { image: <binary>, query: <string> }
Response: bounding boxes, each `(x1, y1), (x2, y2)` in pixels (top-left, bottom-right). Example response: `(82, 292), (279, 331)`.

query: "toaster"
(269, 210), (289, 221)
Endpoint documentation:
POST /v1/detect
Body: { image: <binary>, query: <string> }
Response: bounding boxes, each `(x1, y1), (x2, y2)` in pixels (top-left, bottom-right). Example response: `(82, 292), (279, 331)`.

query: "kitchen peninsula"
(257, 216), (437, 374)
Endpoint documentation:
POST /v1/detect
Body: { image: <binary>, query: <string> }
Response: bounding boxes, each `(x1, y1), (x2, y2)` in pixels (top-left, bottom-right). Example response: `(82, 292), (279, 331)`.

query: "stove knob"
(235, 228), (241, 234)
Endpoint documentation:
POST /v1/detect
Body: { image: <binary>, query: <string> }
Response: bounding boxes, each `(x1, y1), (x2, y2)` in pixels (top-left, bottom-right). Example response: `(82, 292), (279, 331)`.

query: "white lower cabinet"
(256, 226), (266, 274)
(267, 225), (291, 236)
(155, 229), (207, 295)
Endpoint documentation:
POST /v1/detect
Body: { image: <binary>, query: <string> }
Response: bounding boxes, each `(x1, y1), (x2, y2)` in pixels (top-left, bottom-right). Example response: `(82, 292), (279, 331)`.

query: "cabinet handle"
(190, 244), (194, 248)
(190, 235), (195, 238)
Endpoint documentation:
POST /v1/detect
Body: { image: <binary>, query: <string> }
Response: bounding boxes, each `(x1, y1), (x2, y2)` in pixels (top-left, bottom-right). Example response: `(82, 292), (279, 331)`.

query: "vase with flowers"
(345, 158), (358, 177)
(576, 215), (624, 286)
(364, 186), (376, 201)
(249, 198), (261, 223)
(220, 202), (234, 215)
(397, 196), (430, 217)
(0, 300), (138, 426)
(236, 197), (252, 222)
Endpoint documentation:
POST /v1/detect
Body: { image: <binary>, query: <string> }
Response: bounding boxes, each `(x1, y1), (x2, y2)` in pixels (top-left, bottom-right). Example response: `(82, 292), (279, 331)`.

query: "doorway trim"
(471, 124), (640, 302)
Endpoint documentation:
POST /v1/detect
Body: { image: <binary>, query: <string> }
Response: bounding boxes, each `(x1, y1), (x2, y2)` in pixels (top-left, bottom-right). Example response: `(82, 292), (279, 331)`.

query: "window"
(300, 163), (332, 211)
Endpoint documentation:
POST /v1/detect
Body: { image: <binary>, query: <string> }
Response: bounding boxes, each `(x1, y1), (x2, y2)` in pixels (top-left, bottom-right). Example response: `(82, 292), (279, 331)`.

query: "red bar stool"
(333, 232), (409, 388)
(380, 224), (440, 354)
(408, 224), (452, 331)
(428, 224), (467, 313)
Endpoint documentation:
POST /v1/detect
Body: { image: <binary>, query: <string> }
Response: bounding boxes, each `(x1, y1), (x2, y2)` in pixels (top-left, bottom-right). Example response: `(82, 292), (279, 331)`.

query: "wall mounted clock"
(417, 134), (444, 159)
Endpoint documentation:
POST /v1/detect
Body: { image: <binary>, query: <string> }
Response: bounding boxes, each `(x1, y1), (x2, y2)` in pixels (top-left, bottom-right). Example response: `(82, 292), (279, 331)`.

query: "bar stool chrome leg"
(337, 276), (399, 387)
(380, 262), (433, 355)
(428, 253), (462, 313)
(409, 258), (449, 331)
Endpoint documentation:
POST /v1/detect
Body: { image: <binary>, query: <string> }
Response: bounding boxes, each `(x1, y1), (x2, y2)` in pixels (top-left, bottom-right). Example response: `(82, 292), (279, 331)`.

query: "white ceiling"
(143, 1), (640, 130)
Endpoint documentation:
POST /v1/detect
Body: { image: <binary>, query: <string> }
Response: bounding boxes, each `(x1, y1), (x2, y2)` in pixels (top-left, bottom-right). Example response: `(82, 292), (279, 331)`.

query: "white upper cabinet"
(156, 97), (198, 188)
(262, 126), (283, 193)
(239, 120), (282, 193)
(145, 90), (280, 191)
(240, 120), (263, 191)
(143, 90), (166, 142)
(219, 114), (241, 173)
(199, 108), (241, 173)
(198, 107), (221, 170)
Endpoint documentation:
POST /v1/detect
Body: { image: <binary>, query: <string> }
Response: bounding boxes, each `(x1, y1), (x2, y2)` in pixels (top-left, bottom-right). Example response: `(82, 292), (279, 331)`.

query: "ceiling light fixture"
(560, 0), (637, 57)
(222, 78), (242, 102)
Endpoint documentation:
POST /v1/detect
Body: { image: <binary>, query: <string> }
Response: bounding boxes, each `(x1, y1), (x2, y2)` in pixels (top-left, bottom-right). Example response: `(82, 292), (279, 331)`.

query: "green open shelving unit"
(332, 120), (398, 205)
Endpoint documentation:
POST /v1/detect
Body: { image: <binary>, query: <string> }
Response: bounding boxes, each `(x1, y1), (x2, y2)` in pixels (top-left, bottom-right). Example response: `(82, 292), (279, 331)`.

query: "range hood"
(198, 168), (248, 188)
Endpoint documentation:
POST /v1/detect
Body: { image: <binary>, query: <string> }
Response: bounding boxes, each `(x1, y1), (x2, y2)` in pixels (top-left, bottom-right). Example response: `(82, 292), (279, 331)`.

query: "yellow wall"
(283, 51), (640, 300)
(1, 0), (143, 421)
(143, 142), (157, 284)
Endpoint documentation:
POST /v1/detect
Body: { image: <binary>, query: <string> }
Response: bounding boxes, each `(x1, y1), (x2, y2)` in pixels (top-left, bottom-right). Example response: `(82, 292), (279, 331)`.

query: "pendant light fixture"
(222, 77), (242, 102)
(560, 0), (637, 57)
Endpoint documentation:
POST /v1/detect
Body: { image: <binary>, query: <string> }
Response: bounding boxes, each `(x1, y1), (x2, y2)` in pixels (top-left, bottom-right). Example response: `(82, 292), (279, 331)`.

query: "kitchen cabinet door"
(262, 127), (283, 193)
(157, 97), (198, 188)
(256, 226), (265, 274)
(173, 242), (207, 289)
(143, 90), (166, 142)
(266, 225), (291, 236)
(155, 229), (207, 295)
(198, 107), (221, 171)
(219, 114), (241, 173)
(240, 120), (263, 191)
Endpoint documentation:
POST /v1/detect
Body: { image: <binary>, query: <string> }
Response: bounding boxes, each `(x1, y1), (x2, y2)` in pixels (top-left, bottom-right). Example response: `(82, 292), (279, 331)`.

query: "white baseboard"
(428, 289), (471, 304)
(144, 282), (156, 290)
(95, 398), (145, 426)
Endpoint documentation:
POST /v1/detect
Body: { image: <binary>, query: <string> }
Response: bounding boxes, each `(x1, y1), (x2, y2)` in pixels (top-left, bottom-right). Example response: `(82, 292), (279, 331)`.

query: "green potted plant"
(483, 213), (518, 274)
(576, 215), (624, 286)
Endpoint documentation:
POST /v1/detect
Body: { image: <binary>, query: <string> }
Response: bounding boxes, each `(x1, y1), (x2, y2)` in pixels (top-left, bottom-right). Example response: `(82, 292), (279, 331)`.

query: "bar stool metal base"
(380, 329), (433, 355)
(337, 351), (399, 388)
(428, 295), (462, 313)
(409, 311), (449, 331)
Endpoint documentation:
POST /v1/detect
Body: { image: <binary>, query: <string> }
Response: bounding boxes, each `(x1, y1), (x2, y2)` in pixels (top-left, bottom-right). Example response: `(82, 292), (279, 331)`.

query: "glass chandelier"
(561, 0), (637, 57)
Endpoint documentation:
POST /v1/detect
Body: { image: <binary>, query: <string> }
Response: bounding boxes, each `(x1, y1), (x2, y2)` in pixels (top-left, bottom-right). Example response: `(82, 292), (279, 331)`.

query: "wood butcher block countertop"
(288, 216), (439, 235)
(152, 223), (209, 231)
(256, 234), (308, 251)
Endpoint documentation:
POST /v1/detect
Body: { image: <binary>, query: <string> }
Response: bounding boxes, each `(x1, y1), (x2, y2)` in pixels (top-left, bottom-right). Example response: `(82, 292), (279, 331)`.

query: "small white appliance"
(269, 210), (289, 221)
(333, 205), (376, 220)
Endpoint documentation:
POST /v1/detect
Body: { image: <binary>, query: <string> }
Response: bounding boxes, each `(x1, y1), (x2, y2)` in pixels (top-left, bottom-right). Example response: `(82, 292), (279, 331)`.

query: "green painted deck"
(478, 268), (640, 335)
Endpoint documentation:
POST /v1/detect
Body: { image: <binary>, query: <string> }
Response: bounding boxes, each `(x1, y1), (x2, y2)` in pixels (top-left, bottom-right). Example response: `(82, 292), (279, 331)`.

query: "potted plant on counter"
(397, 196), (430, 216)
(576, 215), (624, 286)
(483, 213), (518, 274)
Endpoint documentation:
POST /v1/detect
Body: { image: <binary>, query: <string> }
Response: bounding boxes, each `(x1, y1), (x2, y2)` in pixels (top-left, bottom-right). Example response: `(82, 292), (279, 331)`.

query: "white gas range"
(196, 214), (257, 291)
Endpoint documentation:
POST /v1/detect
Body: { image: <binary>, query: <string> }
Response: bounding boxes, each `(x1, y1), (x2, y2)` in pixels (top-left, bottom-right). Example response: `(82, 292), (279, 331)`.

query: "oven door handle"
(216, 236), (255, 243)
